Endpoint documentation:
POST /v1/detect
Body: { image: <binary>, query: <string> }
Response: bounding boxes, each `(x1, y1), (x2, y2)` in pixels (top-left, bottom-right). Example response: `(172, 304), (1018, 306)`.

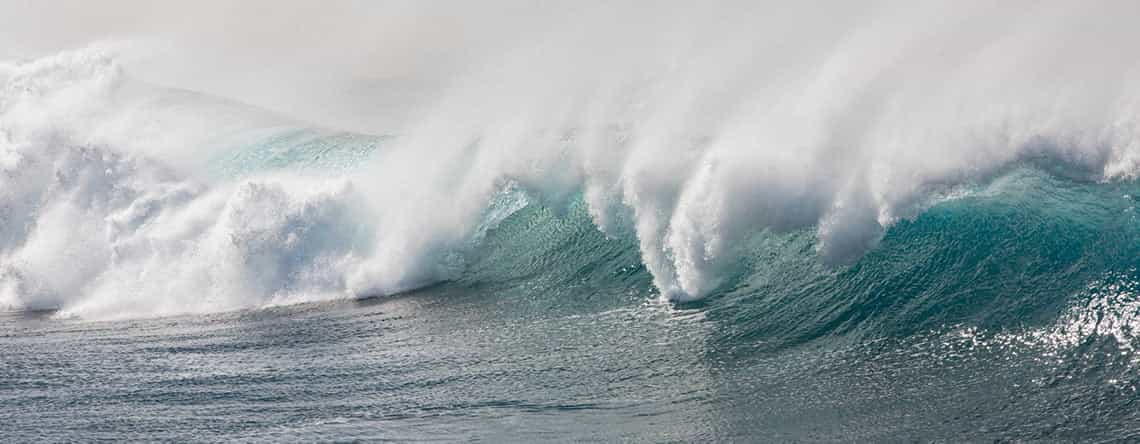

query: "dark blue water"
(3, 166), (1140, 442)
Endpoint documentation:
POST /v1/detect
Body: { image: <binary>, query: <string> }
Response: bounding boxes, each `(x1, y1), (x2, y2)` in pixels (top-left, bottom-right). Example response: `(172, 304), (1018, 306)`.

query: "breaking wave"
(4, 24), (1140, 324)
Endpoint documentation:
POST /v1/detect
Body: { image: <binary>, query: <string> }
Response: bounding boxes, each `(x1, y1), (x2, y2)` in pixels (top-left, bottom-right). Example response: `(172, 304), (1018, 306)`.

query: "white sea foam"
(0, 49), (377, 318)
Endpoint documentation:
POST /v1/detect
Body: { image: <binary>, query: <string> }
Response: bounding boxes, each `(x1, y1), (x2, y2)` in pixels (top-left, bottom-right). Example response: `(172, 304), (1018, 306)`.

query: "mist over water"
(3, 1), (1140, 315)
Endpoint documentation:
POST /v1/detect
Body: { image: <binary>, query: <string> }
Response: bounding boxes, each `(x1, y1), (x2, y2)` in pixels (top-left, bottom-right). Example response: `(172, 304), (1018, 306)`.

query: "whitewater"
(3, 1), (1140, 441)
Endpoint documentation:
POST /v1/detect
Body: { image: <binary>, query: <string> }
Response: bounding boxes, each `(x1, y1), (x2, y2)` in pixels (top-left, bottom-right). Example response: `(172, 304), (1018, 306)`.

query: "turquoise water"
(207, 128), (388, 178)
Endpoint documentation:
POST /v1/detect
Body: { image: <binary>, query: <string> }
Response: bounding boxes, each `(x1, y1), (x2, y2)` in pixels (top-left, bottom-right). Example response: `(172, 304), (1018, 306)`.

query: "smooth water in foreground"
(4, 277), (1139, 442)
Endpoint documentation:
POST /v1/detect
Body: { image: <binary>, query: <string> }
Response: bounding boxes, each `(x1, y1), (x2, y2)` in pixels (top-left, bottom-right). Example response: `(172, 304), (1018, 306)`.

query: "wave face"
(454, 164), (1140, 344)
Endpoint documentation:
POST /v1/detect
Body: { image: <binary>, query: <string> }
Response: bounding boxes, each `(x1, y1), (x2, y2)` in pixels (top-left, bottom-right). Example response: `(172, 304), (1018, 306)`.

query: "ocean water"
(4, 270), (1138, 442)
(5, 6), (1140, 440)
